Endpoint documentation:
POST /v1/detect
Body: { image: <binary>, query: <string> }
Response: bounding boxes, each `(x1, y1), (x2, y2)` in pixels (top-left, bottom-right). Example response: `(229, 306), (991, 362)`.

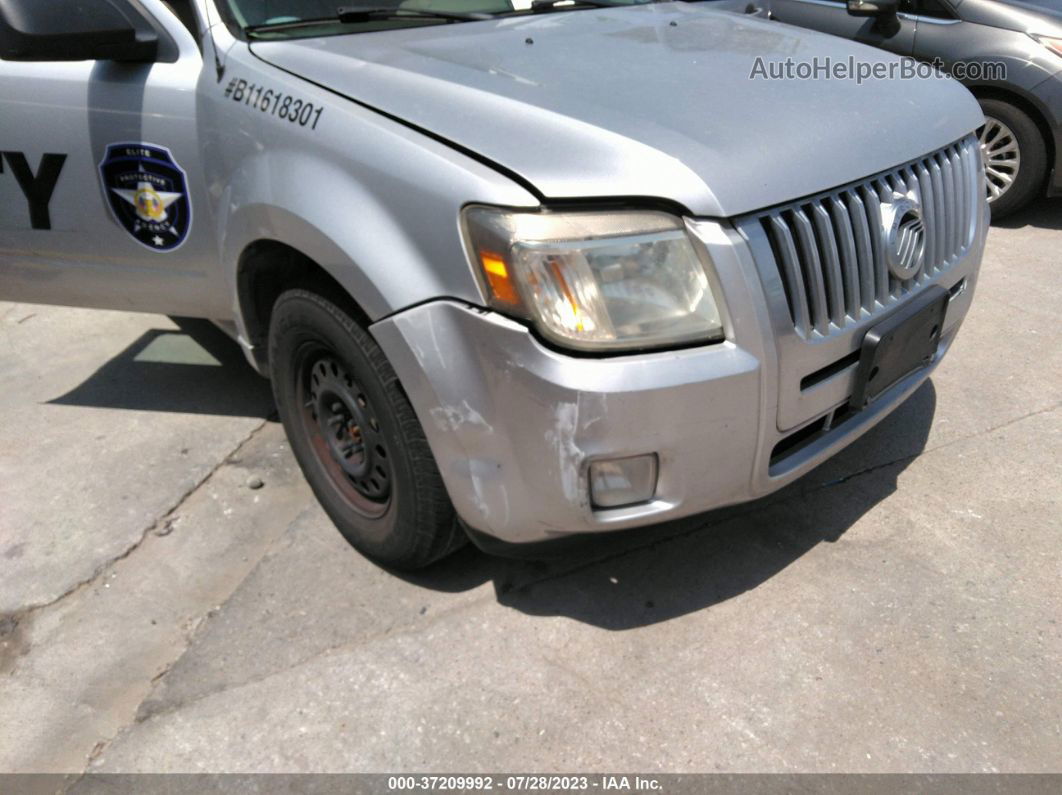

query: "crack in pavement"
(9, 419), (273, 784)
(73, 401), (1061, 770)
(89, 443), (932, 730)
(80, 605), (207, 776)
(538, 651), (636, 714)
(118, 586), (501, 731)
(3, 420), (269, 627)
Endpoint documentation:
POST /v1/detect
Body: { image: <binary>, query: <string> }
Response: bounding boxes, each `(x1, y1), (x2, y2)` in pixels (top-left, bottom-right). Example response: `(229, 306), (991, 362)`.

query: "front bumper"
(372, 211), (986, 546)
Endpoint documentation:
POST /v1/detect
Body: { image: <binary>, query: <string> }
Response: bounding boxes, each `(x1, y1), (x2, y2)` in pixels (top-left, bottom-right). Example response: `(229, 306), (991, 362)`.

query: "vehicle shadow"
(47, 317), (276, 419)
(992, 197), (1062, 231)
(45, 313), (937, 629)
(401, 380), (937, 630)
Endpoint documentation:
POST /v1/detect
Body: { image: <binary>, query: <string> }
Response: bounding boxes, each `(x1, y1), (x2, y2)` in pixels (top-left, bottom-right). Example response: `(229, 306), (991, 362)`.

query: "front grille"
(751, 135), (981, 338)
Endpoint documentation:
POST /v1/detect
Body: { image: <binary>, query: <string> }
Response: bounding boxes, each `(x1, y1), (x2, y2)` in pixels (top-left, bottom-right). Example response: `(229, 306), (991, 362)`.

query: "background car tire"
(977, 98), (1047, 220)
(269, 288), (466, 569)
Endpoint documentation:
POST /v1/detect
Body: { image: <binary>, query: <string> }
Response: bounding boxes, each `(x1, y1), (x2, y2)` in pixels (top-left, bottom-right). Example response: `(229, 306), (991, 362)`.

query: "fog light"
(589, 454), (658, 509)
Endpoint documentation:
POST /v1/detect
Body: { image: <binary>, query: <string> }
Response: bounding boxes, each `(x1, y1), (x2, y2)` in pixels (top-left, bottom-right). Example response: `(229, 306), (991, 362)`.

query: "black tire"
(977, 98), (1047, 220)
(268, 288), (466, 569)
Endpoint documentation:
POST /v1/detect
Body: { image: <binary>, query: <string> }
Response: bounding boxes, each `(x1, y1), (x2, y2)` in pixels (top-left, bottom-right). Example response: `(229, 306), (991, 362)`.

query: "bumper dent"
(373, 302), (762, 543)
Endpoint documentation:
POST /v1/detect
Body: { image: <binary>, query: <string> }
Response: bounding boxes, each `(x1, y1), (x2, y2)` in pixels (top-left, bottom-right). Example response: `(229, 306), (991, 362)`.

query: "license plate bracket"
(850, 286), (949, 409)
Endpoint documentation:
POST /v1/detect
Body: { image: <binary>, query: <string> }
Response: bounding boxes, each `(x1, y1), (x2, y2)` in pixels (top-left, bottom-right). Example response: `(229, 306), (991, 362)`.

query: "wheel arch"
(221, 196), (392, 375)
(235, 238), (377, 374)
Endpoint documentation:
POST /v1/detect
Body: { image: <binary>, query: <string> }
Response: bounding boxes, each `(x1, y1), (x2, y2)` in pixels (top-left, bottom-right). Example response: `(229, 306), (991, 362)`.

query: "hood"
(252, 3), (984, 217)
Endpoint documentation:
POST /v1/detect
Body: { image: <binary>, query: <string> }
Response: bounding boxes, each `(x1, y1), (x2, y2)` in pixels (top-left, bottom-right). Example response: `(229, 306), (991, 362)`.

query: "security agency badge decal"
(99, 143), (192, 252)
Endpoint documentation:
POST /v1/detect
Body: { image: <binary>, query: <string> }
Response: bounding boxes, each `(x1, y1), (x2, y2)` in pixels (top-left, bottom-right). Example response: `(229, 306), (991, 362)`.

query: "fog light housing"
(589, 454), (658, 509)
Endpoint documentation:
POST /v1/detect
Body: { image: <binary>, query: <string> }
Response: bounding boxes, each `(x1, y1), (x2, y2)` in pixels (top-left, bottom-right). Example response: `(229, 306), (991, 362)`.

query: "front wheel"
(977, 98), (1047, 220)
(268, 288), (466, 569)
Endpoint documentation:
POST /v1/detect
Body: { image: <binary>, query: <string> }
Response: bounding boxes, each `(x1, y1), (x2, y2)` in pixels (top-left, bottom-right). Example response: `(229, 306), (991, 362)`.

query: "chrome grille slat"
(940, 152), (957, 262)
(939, 152), (953, 257)
(902, 166), (922, 286)
(963, 141), (979, 248)
(863, 183), (890, 304)
(929, 156), (947, 267)
(914, 163), (937, 274)
(810, 202), (846, 327)
(790, 208), (830, 335)
(844, 190), (876, 311)
(899, 168), (920, 290)
(959, 144), (972, 250)
(947, 151), (959, 258)
(765, 214), (812, 338)
(950, 148), (966, 255)
(959, 149), (970, 253)
(828, 196), (860, 317)
(750, 136), (979, 338)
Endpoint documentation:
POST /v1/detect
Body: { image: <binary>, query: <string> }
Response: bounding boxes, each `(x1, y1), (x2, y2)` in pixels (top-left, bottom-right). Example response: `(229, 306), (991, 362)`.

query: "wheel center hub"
(303, 355), (392, 505)
(315, 387), (370, 478)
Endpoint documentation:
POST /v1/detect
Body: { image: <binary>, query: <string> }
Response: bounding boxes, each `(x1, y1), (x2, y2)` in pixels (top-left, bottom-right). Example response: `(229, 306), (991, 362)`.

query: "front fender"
(202, 41), (539, 330)
(218, 151), (411, 322)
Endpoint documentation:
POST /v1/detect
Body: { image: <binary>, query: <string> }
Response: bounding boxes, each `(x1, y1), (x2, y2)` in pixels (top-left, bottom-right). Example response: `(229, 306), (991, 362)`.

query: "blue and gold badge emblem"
(99, 143), (192, 252)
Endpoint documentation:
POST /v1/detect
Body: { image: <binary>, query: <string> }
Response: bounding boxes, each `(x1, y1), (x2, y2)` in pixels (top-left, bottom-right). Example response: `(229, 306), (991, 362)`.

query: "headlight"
(1031, 33), (1062, 59)
(461, 206), (725, 352)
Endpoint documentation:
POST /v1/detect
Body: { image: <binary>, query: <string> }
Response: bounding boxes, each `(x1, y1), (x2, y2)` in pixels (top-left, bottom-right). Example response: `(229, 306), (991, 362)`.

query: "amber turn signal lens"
(479, 251), (522, 308)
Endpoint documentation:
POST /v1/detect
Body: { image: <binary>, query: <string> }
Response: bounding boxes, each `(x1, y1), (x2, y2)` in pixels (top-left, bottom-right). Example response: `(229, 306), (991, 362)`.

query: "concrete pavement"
(0, 200), (1059, 774)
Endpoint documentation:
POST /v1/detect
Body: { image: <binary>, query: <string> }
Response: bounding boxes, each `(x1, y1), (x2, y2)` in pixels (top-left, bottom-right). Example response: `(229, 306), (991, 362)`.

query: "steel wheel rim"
(295, 346), (393, 518)
(977, 116), (1021, 203)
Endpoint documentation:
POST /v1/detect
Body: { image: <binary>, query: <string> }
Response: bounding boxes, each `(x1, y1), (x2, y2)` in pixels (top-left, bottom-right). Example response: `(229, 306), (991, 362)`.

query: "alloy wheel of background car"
(976, 98), (1048, 220)
(978, 116), (1021, 204)
(268, 287), (466, 569)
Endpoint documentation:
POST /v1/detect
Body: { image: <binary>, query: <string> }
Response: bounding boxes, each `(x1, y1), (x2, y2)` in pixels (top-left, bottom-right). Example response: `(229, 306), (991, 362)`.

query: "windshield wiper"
(529, 0), (632, 10)
(245, 5), (491, 35)
(337, 5), (493, 20)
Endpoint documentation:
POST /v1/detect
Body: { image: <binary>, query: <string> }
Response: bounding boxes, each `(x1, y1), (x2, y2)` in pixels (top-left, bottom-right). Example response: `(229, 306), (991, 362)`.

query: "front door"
(0, 0), (226, 318)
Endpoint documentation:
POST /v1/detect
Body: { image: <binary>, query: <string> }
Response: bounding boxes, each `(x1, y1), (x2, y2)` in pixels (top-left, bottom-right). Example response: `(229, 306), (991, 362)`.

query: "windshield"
(220, 0), (654, 38)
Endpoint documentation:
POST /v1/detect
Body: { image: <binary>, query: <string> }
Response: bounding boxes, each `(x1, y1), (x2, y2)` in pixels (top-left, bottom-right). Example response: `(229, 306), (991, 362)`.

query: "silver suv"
(0, 0), (988, 567)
